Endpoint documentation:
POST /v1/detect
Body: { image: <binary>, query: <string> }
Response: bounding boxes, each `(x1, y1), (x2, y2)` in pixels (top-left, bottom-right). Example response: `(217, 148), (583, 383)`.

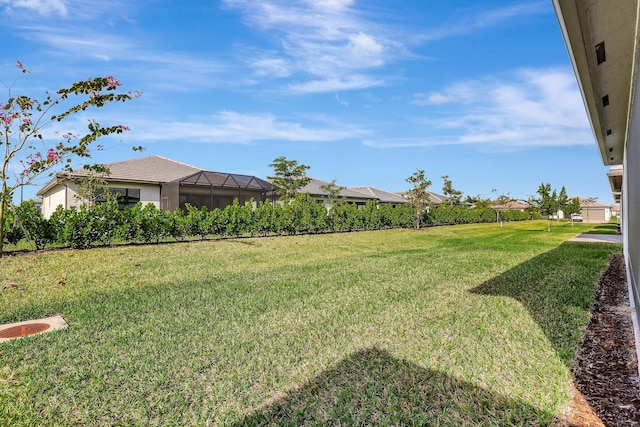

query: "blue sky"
(1, 0), (615, 204)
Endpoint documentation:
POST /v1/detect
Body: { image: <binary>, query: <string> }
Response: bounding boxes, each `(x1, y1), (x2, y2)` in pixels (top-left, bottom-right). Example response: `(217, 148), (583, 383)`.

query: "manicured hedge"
(3, 195), (533, 251)
(424, 205), (533, 226)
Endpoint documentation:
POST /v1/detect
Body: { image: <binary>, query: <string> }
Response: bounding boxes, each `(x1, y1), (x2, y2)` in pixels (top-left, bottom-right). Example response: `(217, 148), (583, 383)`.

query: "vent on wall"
(596, 41), (606, 64)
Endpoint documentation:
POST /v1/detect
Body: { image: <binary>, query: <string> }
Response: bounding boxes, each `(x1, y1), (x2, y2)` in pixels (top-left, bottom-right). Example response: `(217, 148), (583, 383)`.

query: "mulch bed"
(564, 254), (640, 426)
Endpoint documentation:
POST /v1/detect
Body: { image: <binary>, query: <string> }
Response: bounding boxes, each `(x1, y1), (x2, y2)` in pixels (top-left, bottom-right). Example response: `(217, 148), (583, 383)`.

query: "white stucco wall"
(39, 180), (161, 218)
(41, 183), (71, 219)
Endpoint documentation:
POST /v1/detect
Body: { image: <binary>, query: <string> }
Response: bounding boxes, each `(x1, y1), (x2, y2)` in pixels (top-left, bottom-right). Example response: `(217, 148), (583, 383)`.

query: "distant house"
(37, 155), (272, 218)
(427, 191), (446, 205)
(349, 186), (407, 206)
(611, 204), (621, 218)
(396, 190), (445, 205)
(492, 200), (529, 212)
(580, 199), (613, 223)
(295, 178), (375, 206)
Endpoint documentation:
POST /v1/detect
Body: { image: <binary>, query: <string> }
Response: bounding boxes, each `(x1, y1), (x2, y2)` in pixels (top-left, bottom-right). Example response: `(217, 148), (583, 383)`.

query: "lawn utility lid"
(0, 315), (68, 342)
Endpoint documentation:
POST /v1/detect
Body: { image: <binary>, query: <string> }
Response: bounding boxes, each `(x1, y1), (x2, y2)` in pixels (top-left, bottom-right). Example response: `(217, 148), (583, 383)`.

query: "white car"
(571, 213), (583, 222)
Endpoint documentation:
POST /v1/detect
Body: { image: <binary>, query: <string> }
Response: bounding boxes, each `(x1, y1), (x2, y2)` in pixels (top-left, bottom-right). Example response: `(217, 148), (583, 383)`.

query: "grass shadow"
(235, 347), (552, 426)
(470, 241), (621, 365)
(583, 223), (619, 235)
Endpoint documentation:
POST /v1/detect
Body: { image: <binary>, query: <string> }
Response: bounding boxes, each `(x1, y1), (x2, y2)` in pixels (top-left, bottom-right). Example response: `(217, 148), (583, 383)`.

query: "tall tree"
(441, 175), (463, 205)
(0, 61), (140, 256)
(464, 194), (491, 209)
(565, 197), (582, 225)
(267, 156), (311, 203)
(73, 167), (111, 209)
(495, 193), (512, 206)
(557, 185), (569, 221)
(319, 179), (345, 206)
(405, 169), (432, 229)
(535, 183), (558, 231)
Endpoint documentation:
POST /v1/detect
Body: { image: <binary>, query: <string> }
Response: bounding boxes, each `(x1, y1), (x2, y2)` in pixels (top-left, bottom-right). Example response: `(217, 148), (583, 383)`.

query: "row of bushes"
(426, 204), (536, 226)
(3, 194), (534, 251)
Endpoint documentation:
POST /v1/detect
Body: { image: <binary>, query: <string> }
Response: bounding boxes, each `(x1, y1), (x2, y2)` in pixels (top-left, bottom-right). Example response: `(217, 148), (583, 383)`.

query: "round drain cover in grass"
(0, 323), (50, 339)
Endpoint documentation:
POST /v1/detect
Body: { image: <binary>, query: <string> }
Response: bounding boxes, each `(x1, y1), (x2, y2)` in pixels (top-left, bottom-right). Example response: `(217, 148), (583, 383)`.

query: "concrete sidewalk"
(568, 233), (623, 244)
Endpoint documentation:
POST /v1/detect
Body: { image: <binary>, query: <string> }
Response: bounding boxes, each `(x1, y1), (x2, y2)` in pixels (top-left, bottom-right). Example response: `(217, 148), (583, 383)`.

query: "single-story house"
(492, 200), (529, 212)
(37, 155), (272, 218)
(297, 178), (375, 207)
(396, 190), (446, 205)
(349, 186), (407, 206)
(611, 204), (620, 218)
(427, 191), (446, 205)
(579, 198), (613, 224)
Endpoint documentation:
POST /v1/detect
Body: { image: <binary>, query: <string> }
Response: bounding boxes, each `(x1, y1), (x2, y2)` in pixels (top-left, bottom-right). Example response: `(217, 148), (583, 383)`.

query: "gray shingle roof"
(350, 186), (407, 204)
(397, 190), (445, 204)
(37, 155), (254, 196)
(71, 155), (202, 183)
(299, 178), (373, 201)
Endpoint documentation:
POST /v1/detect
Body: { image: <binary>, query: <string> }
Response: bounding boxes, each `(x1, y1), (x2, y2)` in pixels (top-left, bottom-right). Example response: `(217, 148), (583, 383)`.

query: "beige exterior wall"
(42, 185), (67, 219)
(581, 207), (611, 224)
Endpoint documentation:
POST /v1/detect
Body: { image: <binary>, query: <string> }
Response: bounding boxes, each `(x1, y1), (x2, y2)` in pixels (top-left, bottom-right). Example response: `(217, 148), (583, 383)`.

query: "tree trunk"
(0, 195), (6, 258)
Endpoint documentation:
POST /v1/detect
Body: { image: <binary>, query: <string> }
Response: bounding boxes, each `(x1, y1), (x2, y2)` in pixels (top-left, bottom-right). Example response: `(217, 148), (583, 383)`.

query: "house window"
(96, 188), (141, 209)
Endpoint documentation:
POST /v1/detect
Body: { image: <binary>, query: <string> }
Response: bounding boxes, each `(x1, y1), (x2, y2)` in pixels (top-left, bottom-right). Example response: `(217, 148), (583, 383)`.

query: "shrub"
(13, 200), (52, 249)
(137, 203), (167, 243)
(167, 208), (190, 241)
(2, 204), (23, 246)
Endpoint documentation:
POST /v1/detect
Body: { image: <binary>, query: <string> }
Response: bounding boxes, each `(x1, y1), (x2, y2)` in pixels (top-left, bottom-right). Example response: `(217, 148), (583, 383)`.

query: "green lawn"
(0, 221), (621, 426)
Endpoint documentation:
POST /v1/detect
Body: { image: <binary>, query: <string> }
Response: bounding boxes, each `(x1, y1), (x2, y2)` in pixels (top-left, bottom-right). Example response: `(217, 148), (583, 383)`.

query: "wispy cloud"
(0, 0), (68, 16)
(1, 0), (134, 19)
(223, 0), (399, 92)
(366, 67), (592, 149)
(21, 25), (133, 62)
(124, 111), (371, 144)
(13, 24), (229, 92)
(417, 1), (549, 42)
(288, 75), (385, 93)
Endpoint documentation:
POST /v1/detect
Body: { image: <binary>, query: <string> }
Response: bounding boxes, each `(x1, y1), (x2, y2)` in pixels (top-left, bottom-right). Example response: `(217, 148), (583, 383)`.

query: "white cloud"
(1, 0), (133, 19)
(412, 92), (458, 106)
(0, 0), (67, 16)
(251, 57), (291, 78)
(23, 26), (132, 61)
(15, 25), (228, 91)
(223, 2), (549, 95)
(412, 82), (477, 106)
(223, 0), (395, 92)
(347, 32), (384, 67)
(125, 111), (371, 144)
(305, 0), (353, 12)
(418, 2), (549, 42)
(367, 68), (593, 149)
(334, 94), (349, 106)
(289, 75), (384, 93)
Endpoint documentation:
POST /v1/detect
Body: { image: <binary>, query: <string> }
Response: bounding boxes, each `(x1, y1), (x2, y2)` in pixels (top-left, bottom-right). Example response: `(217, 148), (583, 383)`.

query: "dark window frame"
(96, 187), (141, 209)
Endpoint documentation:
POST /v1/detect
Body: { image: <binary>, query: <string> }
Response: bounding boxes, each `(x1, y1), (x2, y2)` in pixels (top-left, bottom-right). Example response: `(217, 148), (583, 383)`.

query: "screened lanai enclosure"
(160, 171), (273, 211)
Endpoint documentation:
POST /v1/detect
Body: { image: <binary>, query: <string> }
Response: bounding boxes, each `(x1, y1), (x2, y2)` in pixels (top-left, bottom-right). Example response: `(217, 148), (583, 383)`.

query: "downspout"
(64, 184), (69, 209)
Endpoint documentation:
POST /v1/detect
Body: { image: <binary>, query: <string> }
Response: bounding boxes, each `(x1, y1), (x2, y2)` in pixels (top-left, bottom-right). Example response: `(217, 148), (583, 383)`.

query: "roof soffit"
(553, 0), (639, 165)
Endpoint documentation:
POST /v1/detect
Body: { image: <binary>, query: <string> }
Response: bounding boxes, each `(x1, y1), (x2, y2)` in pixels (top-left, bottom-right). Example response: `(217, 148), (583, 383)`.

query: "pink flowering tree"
(0, 61), (141, 256)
